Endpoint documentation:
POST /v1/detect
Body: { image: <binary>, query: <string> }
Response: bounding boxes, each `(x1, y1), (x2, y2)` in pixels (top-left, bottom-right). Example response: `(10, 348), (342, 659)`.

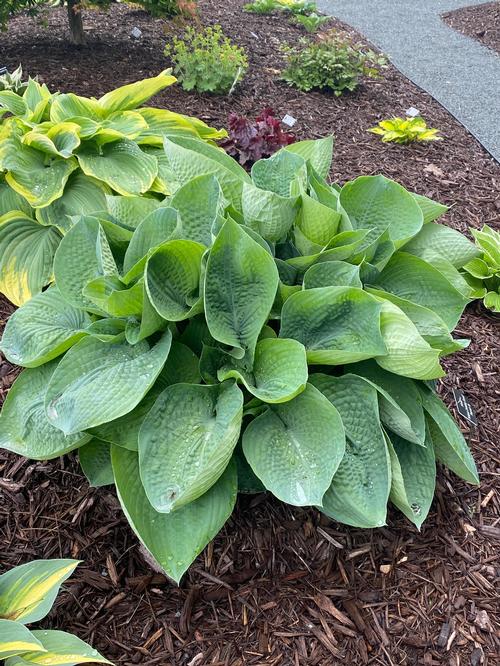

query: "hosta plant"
(463, 225), (500, 313)
(368, 116), (442, 144)
(244, 0), (316, 15)
(0, 135), (481, 584)
(0, 70), (226, 306)
(0, 65), (30, 95)
(292, 12), (329, 33)
(0, 559), (110, 665)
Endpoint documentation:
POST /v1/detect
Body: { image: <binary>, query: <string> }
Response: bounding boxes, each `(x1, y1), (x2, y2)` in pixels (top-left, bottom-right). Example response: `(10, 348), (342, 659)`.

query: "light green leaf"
(411, 192), (448, 224)
(241, 183), (299, 243)
(484, 290), (500, 312)
(284, 136), (334, 179)
(0, 90), (27, 116)
(293, 193), (341, 255)
(94, 110), (148, 144)
(303, 260), (362, 289)
(7, 629), (111, 666)
(49, 94), (105, 123)
(98, 69), (176, 113)
(403, 222), (480, 268)
(0, 621), (44, 660)
(83, 275), (144, 317)
(242, 384), (345, 506)
(124, 285), (165, 345)
(251, 150), (307, 197)
(0, 179), (31, 217)
(79, 439), (114, 488)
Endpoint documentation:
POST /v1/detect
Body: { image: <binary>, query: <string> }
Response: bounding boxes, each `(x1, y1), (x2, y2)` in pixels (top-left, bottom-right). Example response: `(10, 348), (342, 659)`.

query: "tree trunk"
(67, 0), (86, 46)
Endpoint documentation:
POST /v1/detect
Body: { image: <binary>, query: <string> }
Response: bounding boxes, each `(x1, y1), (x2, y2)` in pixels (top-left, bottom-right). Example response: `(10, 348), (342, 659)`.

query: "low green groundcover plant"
(0, 134), (480, 583)
(281, 31), (387, 94)
(368, 116), (442, 144)
(0, 559), (110, 665)
(244, 0), (316, 15)
(463, 225), (500, 313)
(0, 70), (226, 306)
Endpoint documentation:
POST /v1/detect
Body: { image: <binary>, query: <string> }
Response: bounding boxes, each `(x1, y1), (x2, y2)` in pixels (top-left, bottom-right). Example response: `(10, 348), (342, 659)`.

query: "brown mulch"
(442, 1), (500, 55)
(1, 1), (500, 664)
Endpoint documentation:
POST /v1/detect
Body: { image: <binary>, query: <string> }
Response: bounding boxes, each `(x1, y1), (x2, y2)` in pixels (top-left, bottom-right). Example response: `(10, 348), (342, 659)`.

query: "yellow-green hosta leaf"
(403, 222), (480, 268)
(0, 621), (44, 660)
(137, 107), (226, 145)
(77, 140), (158, 196)
(242, 383), (345, 506)
(139, 381), (243, 512)
(411, 193), (448, 224)
(303, 260), (362, 289)
(386, 430), (435, 530)
(0, 363), (90, 459)
(49, 93), (105, 123)
(24, 122), (81, 159)
(5, 629), (111, 666)
(146, 240), (205, 321)
(279, 286), (386, 365)
(83, 275), (144, 317)
(169, 174), (225, 246)
(97, 69), (176, 114)
(79, 439), (114, 488)
(484, 290), (500, 312)
(339, 175), (423, 248)
(284, 135), (334, 180)
(112, 447), (237, 583)
(0, 91), (27, 117)
(94, 110), (148, 144)
(22, 79), (52, 123)
(242, 183), (299, 243)
(0, 213), (62, 306)
(0, 179), (31, 217)
(251, 150), (307, 198)
(105, 194), (162, 230)
(311, 373), (391, 528)
(0, 560), (78, 625)
(0, 287), (91, 367)
(204, 218), (279, 360)
(45, 331), (172, 435)
(294, 193), (341, 255)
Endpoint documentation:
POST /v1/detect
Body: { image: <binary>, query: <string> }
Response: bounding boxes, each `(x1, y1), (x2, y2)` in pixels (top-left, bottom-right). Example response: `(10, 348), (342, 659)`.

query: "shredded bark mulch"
(1, 1), (499, 664)
(442, 1), (500, 55)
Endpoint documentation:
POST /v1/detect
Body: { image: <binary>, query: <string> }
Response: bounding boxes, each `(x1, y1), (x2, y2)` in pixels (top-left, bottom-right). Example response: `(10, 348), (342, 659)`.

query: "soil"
(1, 1), (500, 665)
(442, 1), (500, 55)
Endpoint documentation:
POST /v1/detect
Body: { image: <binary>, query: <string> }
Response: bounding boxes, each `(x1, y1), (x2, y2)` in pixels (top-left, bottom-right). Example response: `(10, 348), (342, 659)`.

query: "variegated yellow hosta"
(0, 560), (111, 665)
(0, 69), (227, 305)
(368, 116), (442, 144)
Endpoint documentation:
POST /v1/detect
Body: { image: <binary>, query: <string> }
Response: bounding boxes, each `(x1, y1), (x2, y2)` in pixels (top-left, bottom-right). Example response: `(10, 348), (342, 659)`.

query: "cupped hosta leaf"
(386, 430), (435, 529)
(411, 192), (448, 224)
(49, 94), (105, 123)
(420, 388), (479, 484)
(293, 194), (341, 255)
(83, 275), (144, 317)
(339, 175), (423, 247)
(284, 135), (334, 180)
(53, 216), (117, 312)
(105, 194), (162, 229)
(0, 287), (91, 367)
(77, 140), (158, 196)
(403, 222), (480, 268)
(79, 439), (114, 488)
(374, 252), (469, 331)
(23, 123), (81, 159)
(303, 261), (362, 289)
(242, 384), (345, 506)
(205, 218), (279, 359)
(0, 621), (44, 660)
(285, 229), (369, 272)
(124, 285), (165, 345)
(0, 90), (27, 117)
(112, 447), (237, 583)
(0, 560), (78, 624)
(146, 240), (205, 321)
(311, 373), (391, 528)
(241, 183), (299, 243)
(6, 629), (111, 666)
(45, 331), (172, 434)
(251, 150), (307, 197)
(279, 286), (386, 365)
(98, 69), (176, 113)
(137, 108), (226, 145)
(376, 300), (444, 380)
(139, 381), (243, 512)
(0, 363), (90, 459)
(0, 213), (62, 306)
(94, 110), (148, 144)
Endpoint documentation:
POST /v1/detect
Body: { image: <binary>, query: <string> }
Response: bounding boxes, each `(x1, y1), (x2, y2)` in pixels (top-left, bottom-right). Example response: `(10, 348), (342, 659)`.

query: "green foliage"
(0, 70), (226, 306)
(244, 0), (316, 14)
(135, 0), (198, 18)
(292, 12), (329, 32)
(0, 131), (481, 582)
(463, 225), (500, 312)
(281, 31), (387, 94)
(0, 559), (110, 665)
(368, 116), (442, 144)
(164, 25), (248, 94)
(0, 65), (30, 95)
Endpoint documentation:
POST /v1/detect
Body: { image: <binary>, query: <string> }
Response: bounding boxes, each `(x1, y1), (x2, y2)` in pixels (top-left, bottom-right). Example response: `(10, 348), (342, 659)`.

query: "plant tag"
(131, 27), (142, 39)
(405, 106), (420, 117)
(282, 114), (297, 128)
(452, 388), (477, 425)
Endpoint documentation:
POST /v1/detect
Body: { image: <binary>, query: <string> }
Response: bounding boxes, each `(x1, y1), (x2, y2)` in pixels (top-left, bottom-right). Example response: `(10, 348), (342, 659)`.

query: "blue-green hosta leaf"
(53, 216), (117, 312)
(0, 287), (91, 367)
(403, 222), (480, 268)
(0, 213), (62, 306)
(310, 373), (391, 528)
(85, 318), (127, 342)
(293, 193), (341, 255)
(0, 560), (79, 625)
(5, 629), (111, 666)
(411, 192), (448, 224)
(386, 430), (435, 529)
(105, 194), (162, 229)
(97, 69), (176, 114)
(125, 285), (165, 345)
(339, 175), (423, 248)
(303, 261), (362, 289)
(251, 150), (307, 197)
(79, 439), (114, 488)
(169, 174), (225, 246)
(83, 275), (144, 317)
(146, 240), (205, 321)
(139, 382), (243, 512)
(279, 286), (386, 365)
(77, 140), (158, 196)
(45, 331), (172, 434)
(241, 183), (299, 243)
(284, 136), (334, 179)
(285, 230), (369, 272)
(421, 253), (477, 300)
(0, 179), (31, 217)
(49, 94), (105, 123)
(420, 388), (479, 484)
(204, 218), (279, 360)
(0, 363), (90, 459)
(0, 621), (44, 660)
(235, 446), (265, 494)
(242, 384), (345, 506)
(112, 447), (237, 583)
(374, 252), (468, 331)
(376, 300), (444, 380)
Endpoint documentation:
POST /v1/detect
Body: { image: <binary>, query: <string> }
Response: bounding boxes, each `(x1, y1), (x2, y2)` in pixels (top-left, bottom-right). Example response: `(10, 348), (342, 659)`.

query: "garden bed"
(1, 0), (499, 664)
(442, 1), (500, 55)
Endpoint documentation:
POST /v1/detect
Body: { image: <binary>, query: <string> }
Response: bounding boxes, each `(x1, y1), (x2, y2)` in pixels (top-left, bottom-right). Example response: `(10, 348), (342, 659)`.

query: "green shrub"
(463, 225), (500, 312)
(0, 559), (110, 665)
(244, 0), (316, 14)
(281, 31), (387, 94)
(164, 25), (248, 94)
(0, 134), (481, 583)
(369, 116), (442, 144)
(136, 0), (197, 18)
(0, 70), (226, 306)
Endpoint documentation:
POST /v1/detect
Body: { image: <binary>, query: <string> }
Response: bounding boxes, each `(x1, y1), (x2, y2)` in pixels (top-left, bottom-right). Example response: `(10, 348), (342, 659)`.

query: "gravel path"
(317, 0), (500, 162)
